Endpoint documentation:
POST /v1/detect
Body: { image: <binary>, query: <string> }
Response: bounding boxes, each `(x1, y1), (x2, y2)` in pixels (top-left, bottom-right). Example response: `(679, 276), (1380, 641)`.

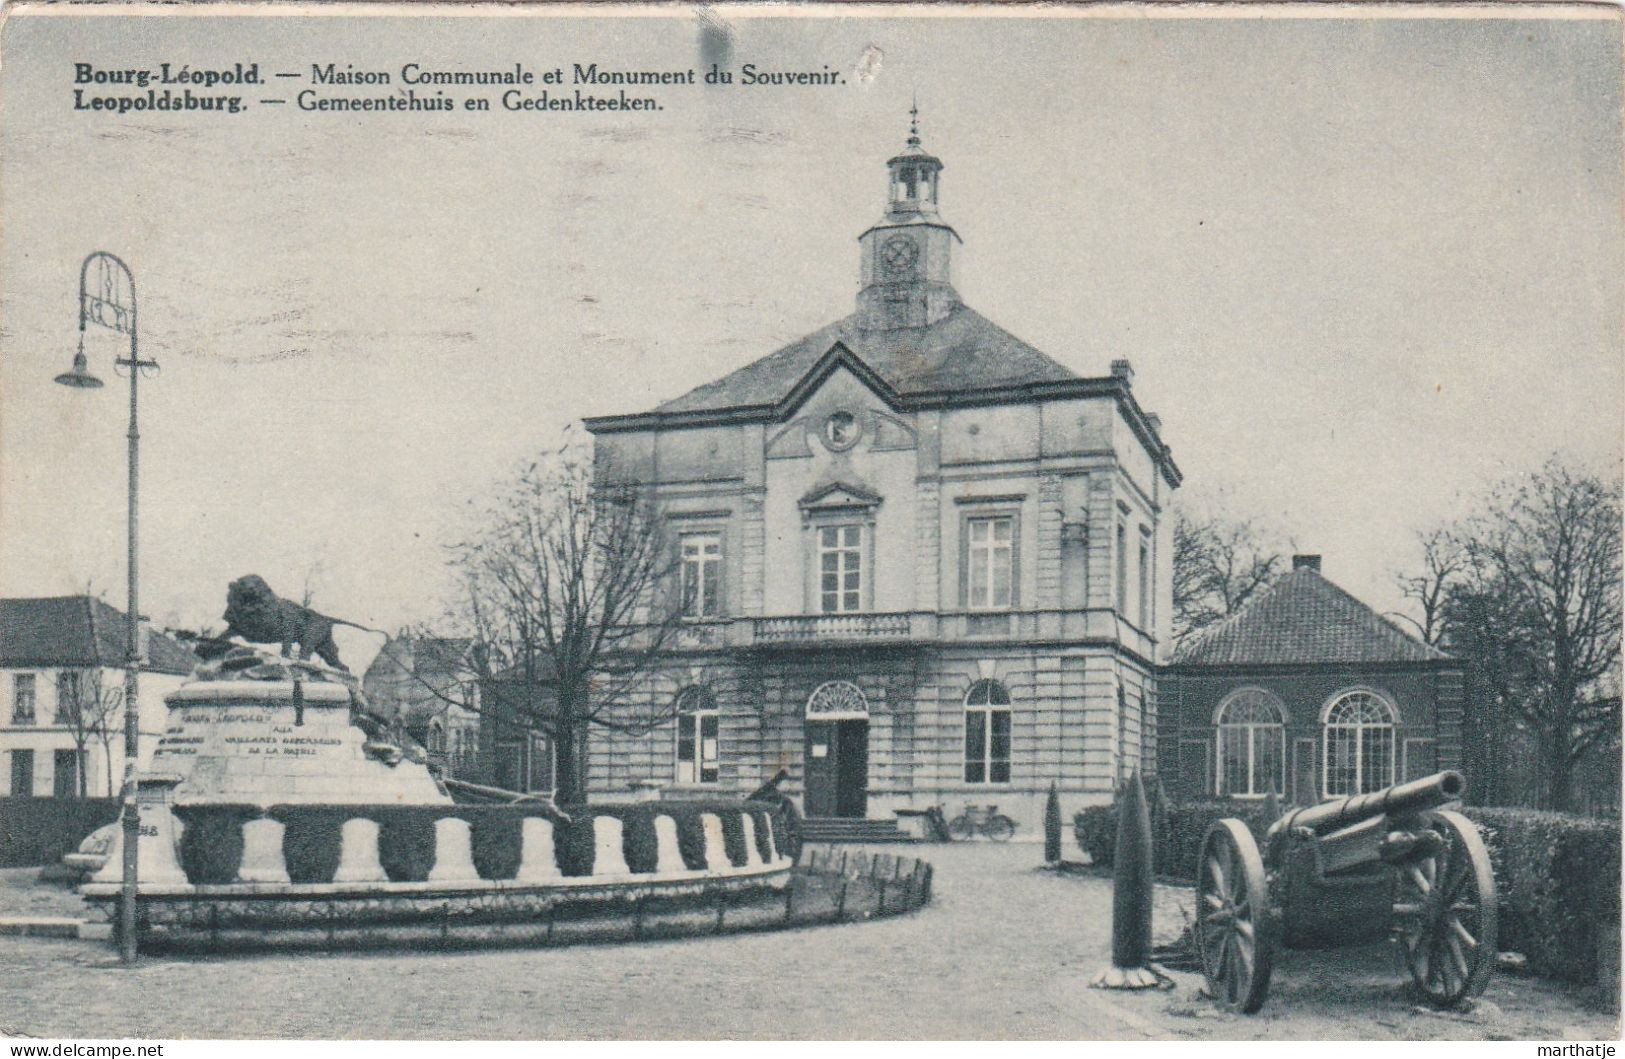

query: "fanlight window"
(1214, 689), (1285, 797)
(1324, 690), (1397, 797)
(675, 686), (719, 785)
(806, 680), (868, 720)
(964, 679), (1012, 785)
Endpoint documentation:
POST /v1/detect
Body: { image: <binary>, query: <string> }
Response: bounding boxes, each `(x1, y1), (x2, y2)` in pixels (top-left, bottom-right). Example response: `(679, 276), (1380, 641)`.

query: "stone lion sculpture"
(216, 574), (375, 671)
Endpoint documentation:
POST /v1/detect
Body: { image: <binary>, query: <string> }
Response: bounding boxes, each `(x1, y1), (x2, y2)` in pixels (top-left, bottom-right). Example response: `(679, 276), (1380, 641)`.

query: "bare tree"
(56, 668), (122, 798)
(1446, 459), (1622, 812)
(1172, 507), (1288, 642)
(443, 433), (689, 804)
(1392, 528), (1470, 647)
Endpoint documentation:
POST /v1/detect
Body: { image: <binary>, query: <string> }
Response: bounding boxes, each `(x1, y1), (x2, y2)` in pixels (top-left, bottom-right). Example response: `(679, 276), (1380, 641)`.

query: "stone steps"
(798, 817), (914, 844)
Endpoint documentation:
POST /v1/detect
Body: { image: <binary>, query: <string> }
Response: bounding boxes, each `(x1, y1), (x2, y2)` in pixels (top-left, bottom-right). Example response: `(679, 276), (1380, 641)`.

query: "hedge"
(1464, 807), (1621, 987)
(170, 800), (784, 886)
(1075, 795), (1622, 989)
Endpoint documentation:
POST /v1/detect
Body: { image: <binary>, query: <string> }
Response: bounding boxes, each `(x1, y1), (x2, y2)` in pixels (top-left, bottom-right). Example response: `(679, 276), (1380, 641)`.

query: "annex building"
(582, 120), (1180, 830)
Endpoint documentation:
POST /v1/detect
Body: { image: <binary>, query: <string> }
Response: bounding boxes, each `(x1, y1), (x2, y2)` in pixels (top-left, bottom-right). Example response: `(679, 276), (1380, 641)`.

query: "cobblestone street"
(0, 844), (1615, 1040)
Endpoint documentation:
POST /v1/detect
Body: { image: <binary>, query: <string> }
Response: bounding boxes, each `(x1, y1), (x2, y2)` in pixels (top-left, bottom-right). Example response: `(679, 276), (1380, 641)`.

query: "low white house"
(1, 596), (195, 798)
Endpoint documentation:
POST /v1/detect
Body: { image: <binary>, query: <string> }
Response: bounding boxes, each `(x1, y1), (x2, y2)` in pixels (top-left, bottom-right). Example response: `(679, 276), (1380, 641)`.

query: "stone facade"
(582, 123), (1179, 832)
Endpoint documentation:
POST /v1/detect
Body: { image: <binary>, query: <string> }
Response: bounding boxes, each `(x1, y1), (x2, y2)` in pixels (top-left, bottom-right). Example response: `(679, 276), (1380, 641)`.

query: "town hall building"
(582, 118), (1181, 831)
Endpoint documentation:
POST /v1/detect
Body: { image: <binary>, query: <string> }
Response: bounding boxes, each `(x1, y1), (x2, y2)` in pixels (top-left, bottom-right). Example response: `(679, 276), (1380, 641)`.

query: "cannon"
(1194, 771), (1498, 1014)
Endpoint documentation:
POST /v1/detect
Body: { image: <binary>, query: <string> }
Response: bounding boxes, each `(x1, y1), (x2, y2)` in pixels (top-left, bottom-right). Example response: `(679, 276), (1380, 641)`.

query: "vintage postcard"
(0, 1), (1619, 1045)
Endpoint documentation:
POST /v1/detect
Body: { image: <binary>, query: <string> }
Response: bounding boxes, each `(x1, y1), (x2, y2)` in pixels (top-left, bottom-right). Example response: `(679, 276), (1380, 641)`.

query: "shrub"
(751, 810), (775, 862)
(1464, 807), (1621, 987)
(718, 810), (749, 867)
(469, 811), (526, 881)
(269, 806), (349, 884)
(1075, 798), (1277, 878)
(375, 809), (440, 883)
(172, 805), (260, 884)
(1044, 783), (1062, 864)
(552, 810), (598, 877)
(675, 812), (709, 870)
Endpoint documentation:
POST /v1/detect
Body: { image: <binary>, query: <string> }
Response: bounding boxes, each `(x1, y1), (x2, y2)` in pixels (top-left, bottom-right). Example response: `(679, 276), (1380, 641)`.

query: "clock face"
(824, 411), (859, 450)
(880, 234), (919, 275)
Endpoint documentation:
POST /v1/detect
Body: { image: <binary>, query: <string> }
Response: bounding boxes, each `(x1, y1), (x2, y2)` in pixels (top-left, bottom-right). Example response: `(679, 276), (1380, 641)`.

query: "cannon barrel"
(1266, 770), (1465, 842)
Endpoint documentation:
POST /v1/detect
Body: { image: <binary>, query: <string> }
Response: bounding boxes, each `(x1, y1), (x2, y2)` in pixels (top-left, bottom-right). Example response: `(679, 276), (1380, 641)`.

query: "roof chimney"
(1292, 554), (1322, 572)
(1110, 359), (1134, 386)
(1145, 412), (1162, 434)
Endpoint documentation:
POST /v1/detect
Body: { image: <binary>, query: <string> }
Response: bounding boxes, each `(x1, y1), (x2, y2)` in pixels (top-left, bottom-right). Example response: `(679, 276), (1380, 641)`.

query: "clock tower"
(857, 104), (962, 330)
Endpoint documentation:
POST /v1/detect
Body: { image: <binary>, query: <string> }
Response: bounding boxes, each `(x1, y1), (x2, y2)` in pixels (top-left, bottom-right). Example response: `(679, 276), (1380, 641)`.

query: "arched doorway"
(804, 680), (869, 818)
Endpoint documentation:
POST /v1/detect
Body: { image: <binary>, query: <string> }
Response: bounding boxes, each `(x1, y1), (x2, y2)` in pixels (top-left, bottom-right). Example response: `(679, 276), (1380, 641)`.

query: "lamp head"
(54, 347), (104, 390)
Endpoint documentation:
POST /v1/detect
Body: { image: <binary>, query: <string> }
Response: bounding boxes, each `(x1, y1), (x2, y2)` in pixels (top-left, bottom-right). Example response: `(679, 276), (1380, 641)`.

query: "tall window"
(10, 750), (33, 795)
(11, 674), (35, 723)
(54, 671), (79, 724)
(526, 733), (554, 793)
(680, 533), (722, 618)
(1137, 532), (1151, 629)
(966, 516), (1015, 610)
(675, 687), (719, 784)
(426, 721), (447, 756)
(963, 679), (1012, 784)
(1324, 690), (1397, 796)
(1115, 522), (1128, 614)
(1215, 689), (1286, 797)
(818, 525), (863, 614)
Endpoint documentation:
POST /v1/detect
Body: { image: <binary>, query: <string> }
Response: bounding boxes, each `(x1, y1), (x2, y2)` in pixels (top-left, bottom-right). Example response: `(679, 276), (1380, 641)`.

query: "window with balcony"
(817, 525), (863, 614)
(674, 686), (719, 784)
(966, 516), (1015, 610)
(11, 674), (35, 724)
(679, 532), (722, 618)
(963, 679), (1012, 784)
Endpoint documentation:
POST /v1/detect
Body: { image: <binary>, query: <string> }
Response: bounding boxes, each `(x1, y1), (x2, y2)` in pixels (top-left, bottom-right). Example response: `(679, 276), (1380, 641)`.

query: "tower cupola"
(857, 102), (962, 331)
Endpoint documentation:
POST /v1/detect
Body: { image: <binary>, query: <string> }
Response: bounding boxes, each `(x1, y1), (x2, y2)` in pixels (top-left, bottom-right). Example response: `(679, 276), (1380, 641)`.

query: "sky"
(1, 5), (1620, 658)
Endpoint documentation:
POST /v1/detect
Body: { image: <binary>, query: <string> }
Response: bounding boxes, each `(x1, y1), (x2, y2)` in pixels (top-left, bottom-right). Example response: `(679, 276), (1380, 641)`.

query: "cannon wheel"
(1393, 809), (1498, 1008)
(1195, 818), (1276, 1014)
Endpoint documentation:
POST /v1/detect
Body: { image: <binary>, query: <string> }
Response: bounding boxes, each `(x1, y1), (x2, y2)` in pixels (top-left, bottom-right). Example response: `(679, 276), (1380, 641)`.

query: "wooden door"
(835, 719), (868, 818)
(804, 720), (838, 817)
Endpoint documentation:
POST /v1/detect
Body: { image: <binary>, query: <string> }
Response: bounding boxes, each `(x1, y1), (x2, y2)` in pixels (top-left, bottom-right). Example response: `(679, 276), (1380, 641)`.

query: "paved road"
(0, 845), (1615, 1040)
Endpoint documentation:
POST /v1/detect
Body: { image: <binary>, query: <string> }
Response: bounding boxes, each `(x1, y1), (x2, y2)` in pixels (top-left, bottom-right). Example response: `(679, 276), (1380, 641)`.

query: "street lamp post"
(53, 251), (157, 965)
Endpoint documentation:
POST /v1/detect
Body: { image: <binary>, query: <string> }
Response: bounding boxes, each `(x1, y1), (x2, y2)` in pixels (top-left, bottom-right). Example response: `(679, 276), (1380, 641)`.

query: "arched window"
(1323, 690), (1397, 796)
(426, 720), (446, 756)
(1214, 689), (1286, 797)
(964, 679), (1012, 785)
(674, 687), (719, 785)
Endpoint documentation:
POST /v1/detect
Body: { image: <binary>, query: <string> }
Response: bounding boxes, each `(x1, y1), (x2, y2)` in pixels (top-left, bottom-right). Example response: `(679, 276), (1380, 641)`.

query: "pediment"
(798, 480), (883, 512)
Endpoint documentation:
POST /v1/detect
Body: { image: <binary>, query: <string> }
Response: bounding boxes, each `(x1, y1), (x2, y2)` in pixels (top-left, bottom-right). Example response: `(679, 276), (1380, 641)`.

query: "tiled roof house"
(1159, 556), (1465, 804)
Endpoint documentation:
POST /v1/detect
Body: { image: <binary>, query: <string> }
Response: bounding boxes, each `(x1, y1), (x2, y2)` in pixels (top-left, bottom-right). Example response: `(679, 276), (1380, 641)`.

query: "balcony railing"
(753, 613), (914, 643)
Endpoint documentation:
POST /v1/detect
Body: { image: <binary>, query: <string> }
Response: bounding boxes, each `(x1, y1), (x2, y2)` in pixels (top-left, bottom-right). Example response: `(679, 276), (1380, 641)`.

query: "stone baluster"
(653, 815), (686, 875)
(700, 813), (731, 873)
(516, 817), (560, 882)
(592, 816), (631, 877)
(427, 817), (479, 883)
(332, 818), (387, 883)
(238, 818), (290, 884)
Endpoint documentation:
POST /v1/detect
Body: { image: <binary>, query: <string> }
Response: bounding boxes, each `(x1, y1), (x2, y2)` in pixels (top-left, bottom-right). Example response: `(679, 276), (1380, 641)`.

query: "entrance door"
(804, 719), (869, 818)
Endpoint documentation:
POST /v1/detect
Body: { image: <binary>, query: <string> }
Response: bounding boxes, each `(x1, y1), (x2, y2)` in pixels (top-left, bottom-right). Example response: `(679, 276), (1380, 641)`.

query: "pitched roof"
(652, 304), (1081, 416)
(0, 596), (197, 675)
(1171, 568), (1450, 667)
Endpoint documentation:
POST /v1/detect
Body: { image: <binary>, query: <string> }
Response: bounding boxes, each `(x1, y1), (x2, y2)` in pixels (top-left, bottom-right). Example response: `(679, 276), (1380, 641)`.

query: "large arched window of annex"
(1213, 687), (1286, 798)
(1322, 688), (1398, 797)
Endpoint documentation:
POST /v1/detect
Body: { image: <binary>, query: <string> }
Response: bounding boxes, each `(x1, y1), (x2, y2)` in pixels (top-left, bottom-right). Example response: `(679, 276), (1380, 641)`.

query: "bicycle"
(948, 803), (1016, 842)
